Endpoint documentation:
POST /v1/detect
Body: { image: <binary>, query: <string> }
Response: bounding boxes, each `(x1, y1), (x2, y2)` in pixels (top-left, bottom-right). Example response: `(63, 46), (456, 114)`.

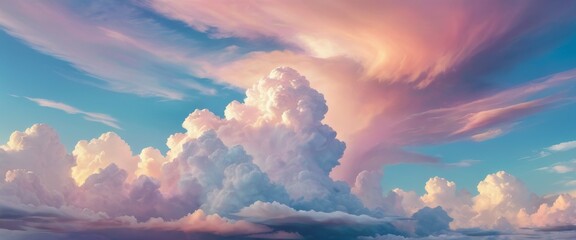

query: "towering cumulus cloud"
(1, 68), (576, 239)
(172, 67), (365, 213)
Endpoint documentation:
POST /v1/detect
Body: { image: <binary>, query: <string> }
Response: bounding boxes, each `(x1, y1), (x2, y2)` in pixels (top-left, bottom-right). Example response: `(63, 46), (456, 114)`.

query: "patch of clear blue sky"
(383, 27), (576, 196)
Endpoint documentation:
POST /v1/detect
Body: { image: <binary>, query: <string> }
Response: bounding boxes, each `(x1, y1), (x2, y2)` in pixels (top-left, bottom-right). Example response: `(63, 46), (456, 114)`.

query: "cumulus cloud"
(0, 124), (75, 196)
(523, 194), (576, 228)
(356, 171), (576, 232)
(170, 67), (365, 213)
(2, 67), (576, 239)
(0, 125), (277, 238)
(352, 170), (387, 210)
(72, 132), (139, 185)
(412, 207), (453, 237)
(162, 130), (289, 216)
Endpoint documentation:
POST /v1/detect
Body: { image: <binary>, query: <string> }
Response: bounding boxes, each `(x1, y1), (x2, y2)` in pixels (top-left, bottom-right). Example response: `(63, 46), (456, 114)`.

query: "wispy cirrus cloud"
(444, 159), (482, 168)
(538, 160), (576, 174)
(24, 97), (121, 129)
(531, 140), (576, 160)
(471, 129), (504, 142)
(548, 141), (576, 152)
(0, 1), (219, 100)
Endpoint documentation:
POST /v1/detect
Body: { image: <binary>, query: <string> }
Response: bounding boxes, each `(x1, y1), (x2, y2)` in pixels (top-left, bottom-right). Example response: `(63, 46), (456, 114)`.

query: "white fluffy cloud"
(168, 67), (365, 213)
(355, 170), (576, 231)
(2, 68), (576, 239)
(162, 130), (289, 216)
(0, 124), (75, 201)
(72, 132), (139, 185)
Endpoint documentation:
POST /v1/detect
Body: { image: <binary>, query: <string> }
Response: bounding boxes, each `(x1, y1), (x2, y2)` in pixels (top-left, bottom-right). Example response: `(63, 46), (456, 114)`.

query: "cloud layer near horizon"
(1, 68), (576, 239)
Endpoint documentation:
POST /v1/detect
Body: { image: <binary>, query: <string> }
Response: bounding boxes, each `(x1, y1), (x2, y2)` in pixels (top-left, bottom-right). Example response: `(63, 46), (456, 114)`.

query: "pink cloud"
(148, 1), (576, 183)
(471, 129), (504, 142)
(454, 101), (546, 135)
(151, 1), (574, 87)
(334, 70), (576, 182)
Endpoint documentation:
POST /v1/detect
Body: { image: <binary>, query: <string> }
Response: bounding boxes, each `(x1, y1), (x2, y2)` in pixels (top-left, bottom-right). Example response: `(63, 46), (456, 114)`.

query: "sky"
(1, 1), (576, 239)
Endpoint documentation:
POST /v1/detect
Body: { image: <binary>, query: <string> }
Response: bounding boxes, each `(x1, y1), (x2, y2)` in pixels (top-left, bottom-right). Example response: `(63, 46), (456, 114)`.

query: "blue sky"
(2, 1), (576, 239)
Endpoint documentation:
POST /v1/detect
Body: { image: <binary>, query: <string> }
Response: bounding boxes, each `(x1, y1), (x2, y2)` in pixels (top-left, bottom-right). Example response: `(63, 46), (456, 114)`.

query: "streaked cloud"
(25, 97), (121, 129)
(538, 160), (576, 174)
(565, 180), (576, 187)
(0, 1), (219, 100)
(471, 129), (504, 142)
(548, 140), (576, 152)
(532, 140), (576, 160)
(444, 159), (481, 168)
(150, 0), (576, 87)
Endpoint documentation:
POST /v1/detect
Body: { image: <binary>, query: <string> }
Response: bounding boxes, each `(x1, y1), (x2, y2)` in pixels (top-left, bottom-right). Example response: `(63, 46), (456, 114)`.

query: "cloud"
(0, 124), (75, 195)
(24, 97), (121, 129)
(171, 67), (366, 214)
(565, 180), (576, 187)
(2, 68), (473, 239)
(550, 165), (574, 173)
(454, 101), (547, 135)
(0, 200), (271, 239)
(537, 160), (576, 174)
(146, 0), (576, 185)
(162, 130), (290, 216)
(444, 160), (482, 168)
(236, 201), (403, 239)
(352, 170), (388, 211)
(0, 1), (218, 100)
(412, 207), (453, 237)
(471, 129), (504, 142)
(530, 140), (576, 161)
(548, 141), (576, 152)
(72, 132), (138, 185)
(0, 125), (278, 239)
(3, 68), (576, 239)
(150, 0), (576, 87)
(350, 166), (576, 232)
(237, 201), (387, 226)
(387, 172), (576, 231)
